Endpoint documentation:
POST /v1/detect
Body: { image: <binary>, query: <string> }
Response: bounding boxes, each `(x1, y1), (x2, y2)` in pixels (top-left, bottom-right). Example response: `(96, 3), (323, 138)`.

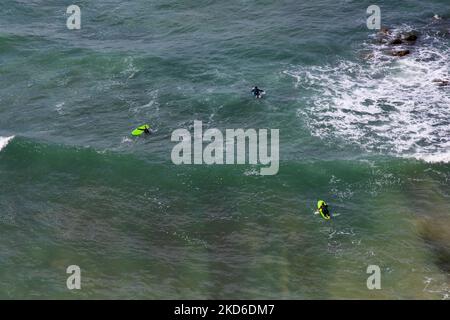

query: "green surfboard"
(132, 124), (150, 136)
(317, 200), (331, 220)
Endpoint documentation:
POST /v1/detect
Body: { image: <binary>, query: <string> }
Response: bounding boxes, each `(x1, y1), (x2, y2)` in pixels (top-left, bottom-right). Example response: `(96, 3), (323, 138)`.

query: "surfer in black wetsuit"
(315, 201), (331, 219)
(251, 86), (265, 98)
(137, 126), (151, 134)
(319, 203), (330, 218)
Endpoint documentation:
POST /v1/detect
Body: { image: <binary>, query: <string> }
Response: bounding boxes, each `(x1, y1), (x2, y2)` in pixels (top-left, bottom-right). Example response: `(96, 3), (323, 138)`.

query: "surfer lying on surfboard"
(315, 200), (331, 220)
(132, 124), (152, 136)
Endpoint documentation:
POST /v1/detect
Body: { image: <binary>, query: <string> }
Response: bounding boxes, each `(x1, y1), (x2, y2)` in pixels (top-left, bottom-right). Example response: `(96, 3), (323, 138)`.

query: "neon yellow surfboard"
(132, 124), (150, 136)
(317, 200), (331, 220)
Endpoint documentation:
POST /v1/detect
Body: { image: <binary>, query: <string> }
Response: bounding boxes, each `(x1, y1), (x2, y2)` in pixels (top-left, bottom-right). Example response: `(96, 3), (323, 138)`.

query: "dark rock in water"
(377, 28), (418, 46)
(391, 49), (410, 57)
(433, 79), (449, 86)
(389, 38), (403, 45)
(379, 27), (391, 35)
(403, 33), (418, 42)
(375, 27), (392, 44)
(362, 52), (375, 60)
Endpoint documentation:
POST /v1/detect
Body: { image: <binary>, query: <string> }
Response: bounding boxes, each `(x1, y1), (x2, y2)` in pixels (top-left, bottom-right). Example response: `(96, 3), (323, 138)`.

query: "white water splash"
(55, 102), (65, 115)
(285, 24), (450, 163)
(130, 89), (160, 114)
(0, 136), (14, 152)
(121, 56), (139, 79)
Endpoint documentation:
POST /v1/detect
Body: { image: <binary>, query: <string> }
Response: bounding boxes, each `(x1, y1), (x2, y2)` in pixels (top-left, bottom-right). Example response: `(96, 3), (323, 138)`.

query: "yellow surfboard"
(132, 124), (150, 136)
(317, 200), (331, 220)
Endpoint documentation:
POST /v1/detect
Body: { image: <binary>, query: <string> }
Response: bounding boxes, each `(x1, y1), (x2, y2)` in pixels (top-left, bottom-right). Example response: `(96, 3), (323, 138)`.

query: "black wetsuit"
(321, 205), (330, 217)
(251, 87), (264, 97)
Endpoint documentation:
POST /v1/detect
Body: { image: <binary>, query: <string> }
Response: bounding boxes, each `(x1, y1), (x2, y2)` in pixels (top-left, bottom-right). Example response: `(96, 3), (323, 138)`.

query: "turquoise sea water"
(0, 0), (449, 299)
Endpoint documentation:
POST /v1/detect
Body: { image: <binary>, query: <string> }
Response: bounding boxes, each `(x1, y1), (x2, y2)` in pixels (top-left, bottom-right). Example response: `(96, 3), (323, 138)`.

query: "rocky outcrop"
(389, 38), (403, 45)
(390, 49), (410, 57)
(376, 28), (419, 48)
(403, 33), (418, 42)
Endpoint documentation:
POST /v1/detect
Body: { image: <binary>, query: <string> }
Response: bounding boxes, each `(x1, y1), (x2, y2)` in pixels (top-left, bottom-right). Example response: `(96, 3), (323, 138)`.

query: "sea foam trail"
(285, 24), (450, 163)
(0, 136), (14, 152)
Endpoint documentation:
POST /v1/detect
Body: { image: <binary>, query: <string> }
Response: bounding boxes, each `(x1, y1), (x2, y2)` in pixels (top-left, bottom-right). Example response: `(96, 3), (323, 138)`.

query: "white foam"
(410, 152), (450, 163)
(243, 168), (260, 176)
(0, 136), (14, 152)
(121, 136), (132, 144)
(121, 56), (139, 79)
(285, 25), (450, 163)
(130, 89), (159, 114)
(55, 102), (65, 115)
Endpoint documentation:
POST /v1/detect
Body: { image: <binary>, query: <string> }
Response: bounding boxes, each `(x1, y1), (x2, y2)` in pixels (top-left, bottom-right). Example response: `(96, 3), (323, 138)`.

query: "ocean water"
(0, 0), (449, 299)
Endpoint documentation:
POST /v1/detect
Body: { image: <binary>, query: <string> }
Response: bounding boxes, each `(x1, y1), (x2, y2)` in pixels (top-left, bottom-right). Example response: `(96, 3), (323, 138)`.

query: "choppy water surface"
(0, 0), (449, 299)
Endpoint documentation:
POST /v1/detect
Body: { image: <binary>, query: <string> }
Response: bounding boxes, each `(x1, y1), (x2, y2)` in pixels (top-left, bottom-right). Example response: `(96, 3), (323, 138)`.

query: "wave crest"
(0, 136), (14, 152)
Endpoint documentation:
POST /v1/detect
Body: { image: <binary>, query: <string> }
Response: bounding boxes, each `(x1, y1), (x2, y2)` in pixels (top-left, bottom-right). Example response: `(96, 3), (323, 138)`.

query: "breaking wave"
(285, 23), (450, 163)
(0, 136), (14, 152)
